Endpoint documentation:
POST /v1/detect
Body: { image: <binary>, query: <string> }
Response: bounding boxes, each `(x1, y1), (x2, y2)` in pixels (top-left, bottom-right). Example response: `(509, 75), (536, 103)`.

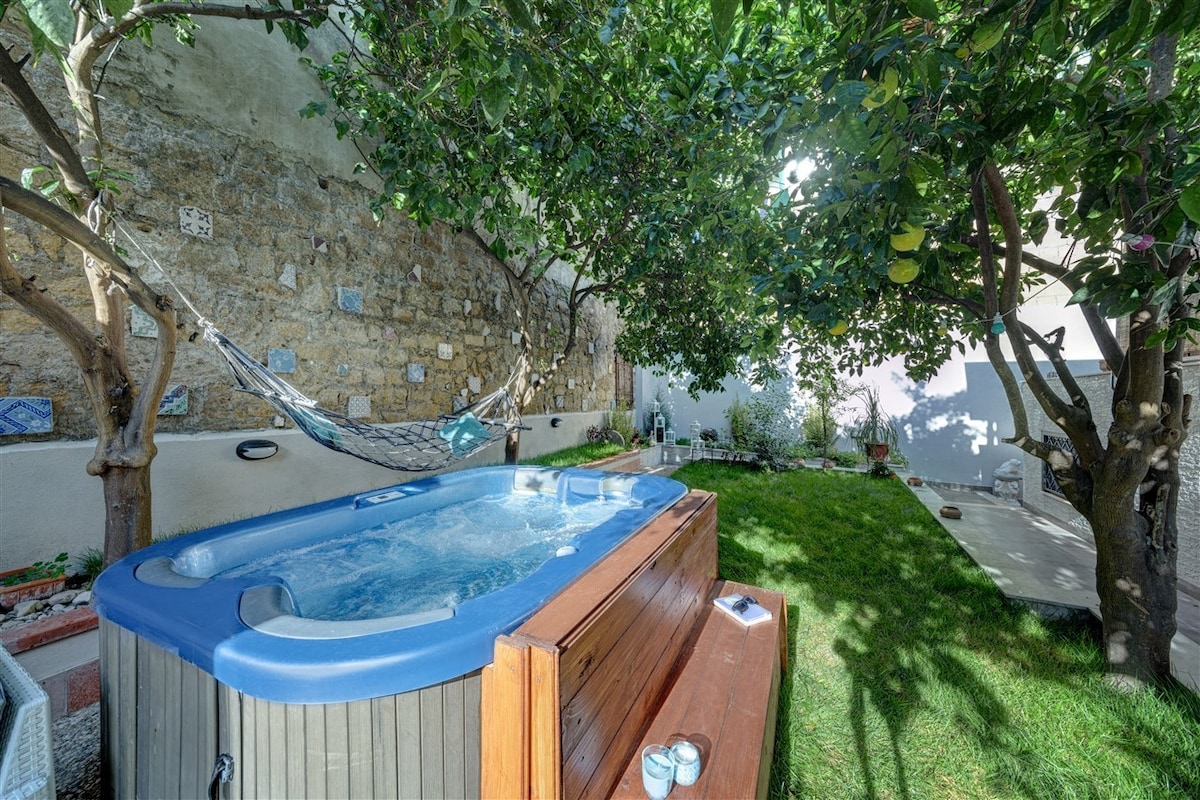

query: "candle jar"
(669, 739), (702, 786)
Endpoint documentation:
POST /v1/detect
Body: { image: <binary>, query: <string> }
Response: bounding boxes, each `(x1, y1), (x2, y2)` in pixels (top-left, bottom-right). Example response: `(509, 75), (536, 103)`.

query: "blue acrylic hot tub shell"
(93, 466), (686, 703)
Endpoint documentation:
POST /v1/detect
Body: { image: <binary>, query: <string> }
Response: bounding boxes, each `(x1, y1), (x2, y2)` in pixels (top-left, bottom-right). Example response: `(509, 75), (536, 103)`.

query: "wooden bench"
(480, 490), (787, 799)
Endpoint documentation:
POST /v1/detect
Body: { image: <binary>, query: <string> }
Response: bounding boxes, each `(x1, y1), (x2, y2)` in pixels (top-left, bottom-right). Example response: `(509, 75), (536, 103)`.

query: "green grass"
(519, 441), (628, 467)
(674, 463), (1200, 800)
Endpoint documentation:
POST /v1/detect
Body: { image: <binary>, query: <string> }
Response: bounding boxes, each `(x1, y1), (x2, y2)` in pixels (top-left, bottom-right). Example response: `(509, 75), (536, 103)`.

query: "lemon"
(937, 325), (949, 336)
(890, 222), (925, 252)
(888, 258), (920, 284)
(861, 67), (899, 110)
(828, 320), (849, 336)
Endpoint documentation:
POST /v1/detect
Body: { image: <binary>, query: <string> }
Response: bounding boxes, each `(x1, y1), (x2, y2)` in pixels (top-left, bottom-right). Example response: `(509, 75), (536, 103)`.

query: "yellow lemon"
(828, 319), (849, 336)
(937, 325), (949, 336)
(861, 67), (899, 110)
(888, 258), (920, 284)
(890, 222), (925, 252)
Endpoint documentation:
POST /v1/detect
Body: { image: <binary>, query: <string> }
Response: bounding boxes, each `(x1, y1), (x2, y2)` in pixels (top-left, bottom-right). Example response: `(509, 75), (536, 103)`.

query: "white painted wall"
(633, 371), (758, 440)
(1019, 365), (1200, 585)
(0, 412), (601, 571)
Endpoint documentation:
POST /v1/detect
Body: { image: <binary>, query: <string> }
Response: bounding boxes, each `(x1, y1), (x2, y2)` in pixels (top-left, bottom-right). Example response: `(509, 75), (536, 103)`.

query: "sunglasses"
(732, 595), (758, 613)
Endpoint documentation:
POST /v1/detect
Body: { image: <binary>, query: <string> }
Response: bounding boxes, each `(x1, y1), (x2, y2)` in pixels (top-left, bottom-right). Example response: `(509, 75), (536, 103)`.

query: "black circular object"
(236, 439), (279, 461)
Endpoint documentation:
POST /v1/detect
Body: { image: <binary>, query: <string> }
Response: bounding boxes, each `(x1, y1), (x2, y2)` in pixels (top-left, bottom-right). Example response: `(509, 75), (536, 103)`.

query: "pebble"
(1, 591), (91, 627)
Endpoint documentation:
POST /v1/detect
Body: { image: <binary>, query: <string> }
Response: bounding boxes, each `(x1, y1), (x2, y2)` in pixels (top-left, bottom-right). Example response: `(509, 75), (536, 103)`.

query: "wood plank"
(347, 699), (374, 799)
(480, 638), (529, 799)
(254, 696), (273, 798)
(463, 672), (483, 799)
(286, 702), (308, 798)
(218, 684), (242, 800)
(371, 696), (399, 798)
(325, 702), (350, 800)
(527, 646), (561, 800)
(178, 659), (201, 796)
(268, 698), (288, 797)
(396, 685), (422, 799)
(442, 677), (466, 798)
(304, 703), (327, 800)
(419, 684), (445, 798)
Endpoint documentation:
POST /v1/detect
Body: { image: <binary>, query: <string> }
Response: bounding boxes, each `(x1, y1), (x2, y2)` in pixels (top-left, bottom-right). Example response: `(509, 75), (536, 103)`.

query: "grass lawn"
(519, 440), (628, 467)
(673, 462), (1200, 800)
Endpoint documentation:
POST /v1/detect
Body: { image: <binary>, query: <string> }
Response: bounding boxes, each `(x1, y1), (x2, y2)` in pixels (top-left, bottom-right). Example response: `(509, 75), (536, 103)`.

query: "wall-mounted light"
(550, 417), (563, 428)
(236, 439), (279, 461)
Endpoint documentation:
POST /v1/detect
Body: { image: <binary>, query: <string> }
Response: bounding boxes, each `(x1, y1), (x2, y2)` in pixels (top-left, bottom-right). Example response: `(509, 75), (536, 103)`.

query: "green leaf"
(103, 0), (133, 19)
(711, 0), (739, 44)
(479, 78), (511, 127)
(905, 0), (939, 20)
(832, 81), (869, 109)
(501, 0), (536, 30)
(21, 0), (75, 50)
(1179, 183), (1200, 223)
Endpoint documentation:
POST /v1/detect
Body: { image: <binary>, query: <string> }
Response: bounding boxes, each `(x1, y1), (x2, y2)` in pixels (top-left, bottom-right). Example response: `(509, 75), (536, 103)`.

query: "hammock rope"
(102, 203), (524, 472)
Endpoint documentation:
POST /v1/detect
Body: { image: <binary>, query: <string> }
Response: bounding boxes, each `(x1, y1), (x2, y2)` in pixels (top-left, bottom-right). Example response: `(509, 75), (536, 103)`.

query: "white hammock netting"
(202, 323), (523, 472)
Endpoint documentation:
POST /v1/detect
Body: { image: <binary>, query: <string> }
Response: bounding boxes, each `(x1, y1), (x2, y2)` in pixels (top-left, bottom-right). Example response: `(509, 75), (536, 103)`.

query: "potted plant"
(0, 551), (70, 607)
(847, 386), (900, 463)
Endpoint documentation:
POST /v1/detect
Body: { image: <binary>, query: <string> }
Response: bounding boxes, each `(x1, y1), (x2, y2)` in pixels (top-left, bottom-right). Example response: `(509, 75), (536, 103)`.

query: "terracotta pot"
(0, 570), (68, 607)
(939, 505), (962, 520)
(906, 476), (924, 486)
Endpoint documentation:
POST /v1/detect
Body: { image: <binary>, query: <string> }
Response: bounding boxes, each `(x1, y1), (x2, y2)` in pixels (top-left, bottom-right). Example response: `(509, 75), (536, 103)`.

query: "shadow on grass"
(677, 463), (1200, 800)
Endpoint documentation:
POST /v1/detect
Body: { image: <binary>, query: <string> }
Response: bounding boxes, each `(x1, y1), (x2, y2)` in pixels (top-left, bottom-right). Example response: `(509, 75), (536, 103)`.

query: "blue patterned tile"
(407, 363), (425, 383)
(268, 348), (297, 374)
(337, 287), (363, 314)
(157, 384), (189, 416)
(0, 396), (53, 435)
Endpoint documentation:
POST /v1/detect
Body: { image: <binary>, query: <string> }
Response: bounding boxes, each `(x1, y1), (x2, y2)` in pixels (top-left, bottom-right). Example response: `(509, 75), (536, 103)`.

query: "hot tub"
(93, 466), (687, 798)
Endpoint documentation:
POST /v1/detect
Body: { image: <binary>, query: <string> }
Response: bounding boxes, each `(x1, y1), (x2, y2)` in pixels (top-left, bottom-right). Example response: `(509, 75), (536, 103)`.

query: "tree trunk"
(1090, 488), (1178, 689)
(99, 464), (154, 568)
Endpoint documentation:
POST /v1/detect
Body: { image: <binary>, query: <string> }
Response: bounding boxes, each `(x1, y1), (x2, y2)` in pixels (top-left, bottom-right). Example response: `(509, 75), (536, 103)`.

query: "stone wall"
(0, 20), (620, 442)
(1019, 365), (1200, 585)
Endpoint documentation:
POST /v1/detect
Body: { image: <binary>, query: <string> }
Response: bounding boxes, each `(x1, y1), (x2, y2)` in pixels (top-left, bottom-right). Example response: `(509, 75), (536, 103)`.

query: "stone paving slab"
(906, 478), (1199, 694)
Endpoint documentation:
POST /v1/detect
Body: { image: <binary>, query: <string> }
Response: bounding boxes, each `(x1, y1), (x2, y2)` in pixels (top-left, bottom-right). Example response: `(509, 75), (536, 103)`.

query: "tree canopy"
(305, 0), (777, 407)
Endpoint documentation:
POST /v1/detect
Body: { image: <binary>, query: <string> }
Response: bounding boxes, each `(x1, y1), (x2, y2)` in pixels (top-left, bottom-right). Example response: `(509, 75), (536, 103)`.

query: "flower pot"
(0, 570), (68, 608)
(906, 476), (924, 486)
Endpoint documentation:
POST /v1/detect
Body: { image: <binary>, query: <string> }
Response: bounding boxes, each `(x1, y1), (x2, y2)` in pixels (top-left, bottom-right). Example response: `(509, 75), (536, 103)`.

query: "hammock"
(201, 322), (523, 472)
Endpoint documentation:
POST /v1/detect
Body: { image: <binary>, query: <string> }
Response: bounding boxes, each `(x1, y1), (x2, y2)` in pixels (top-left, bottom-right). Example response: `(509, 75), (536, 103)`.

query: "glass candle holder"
(670, 739), (702, 786)
(641, 744), (674, 800)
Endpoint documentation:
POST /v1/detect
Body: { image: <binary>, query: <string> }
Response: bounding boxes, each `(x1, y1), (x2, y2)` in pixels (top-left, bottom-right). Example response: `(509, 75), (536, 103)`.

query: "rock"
(47, 589), (80, 606)
(72, 590), (92, 605)
(14, 599), (45, 617)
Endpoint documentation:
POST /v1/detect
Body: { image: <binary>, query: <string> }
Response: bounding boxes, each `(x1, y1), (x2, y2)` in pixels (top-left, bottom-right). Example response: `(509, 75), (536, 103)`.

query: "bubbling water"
(214, 493), (622, 620)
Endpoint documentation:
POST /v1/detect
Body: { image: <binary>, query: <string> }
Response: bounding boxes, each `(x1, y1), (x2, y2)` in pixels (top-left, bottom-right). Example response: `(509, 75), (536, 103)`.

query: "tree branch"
(0, 48), (95, 204)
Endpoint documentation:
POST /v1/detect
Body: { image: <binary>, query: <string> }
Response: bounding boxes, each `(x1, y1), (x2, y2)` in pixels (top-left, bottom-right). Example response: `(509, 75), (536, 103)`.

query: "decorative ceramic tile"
(581, 399), (589, 412)
(588, 341), (596, 355)
(481, 325), (491, 338)
(452, 396), (467, 412)
(567, 378), (575, 390)
(437, 343), (453, 360)
(337, 287), (363, 314)
(555, 395), (565, 409)
(407, 363), (425, 383)
(268, 348), (296, 374)
(157, 384), (188, 416)
(348, 395), (371, 418)
(279, 263), (297, 290)
(310, 235), (328, 253)
(511, 332), (521, 345)
(130, 306), (158, 339)
(383, 326), (397, 341)
(0, 396), (53, 435)
(337, 363), (350, 377)
(407, 265), (422, 283)
(468, 375), (481, 394)
(179, 206), (213, 239)
(463, 299), (472, 315)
